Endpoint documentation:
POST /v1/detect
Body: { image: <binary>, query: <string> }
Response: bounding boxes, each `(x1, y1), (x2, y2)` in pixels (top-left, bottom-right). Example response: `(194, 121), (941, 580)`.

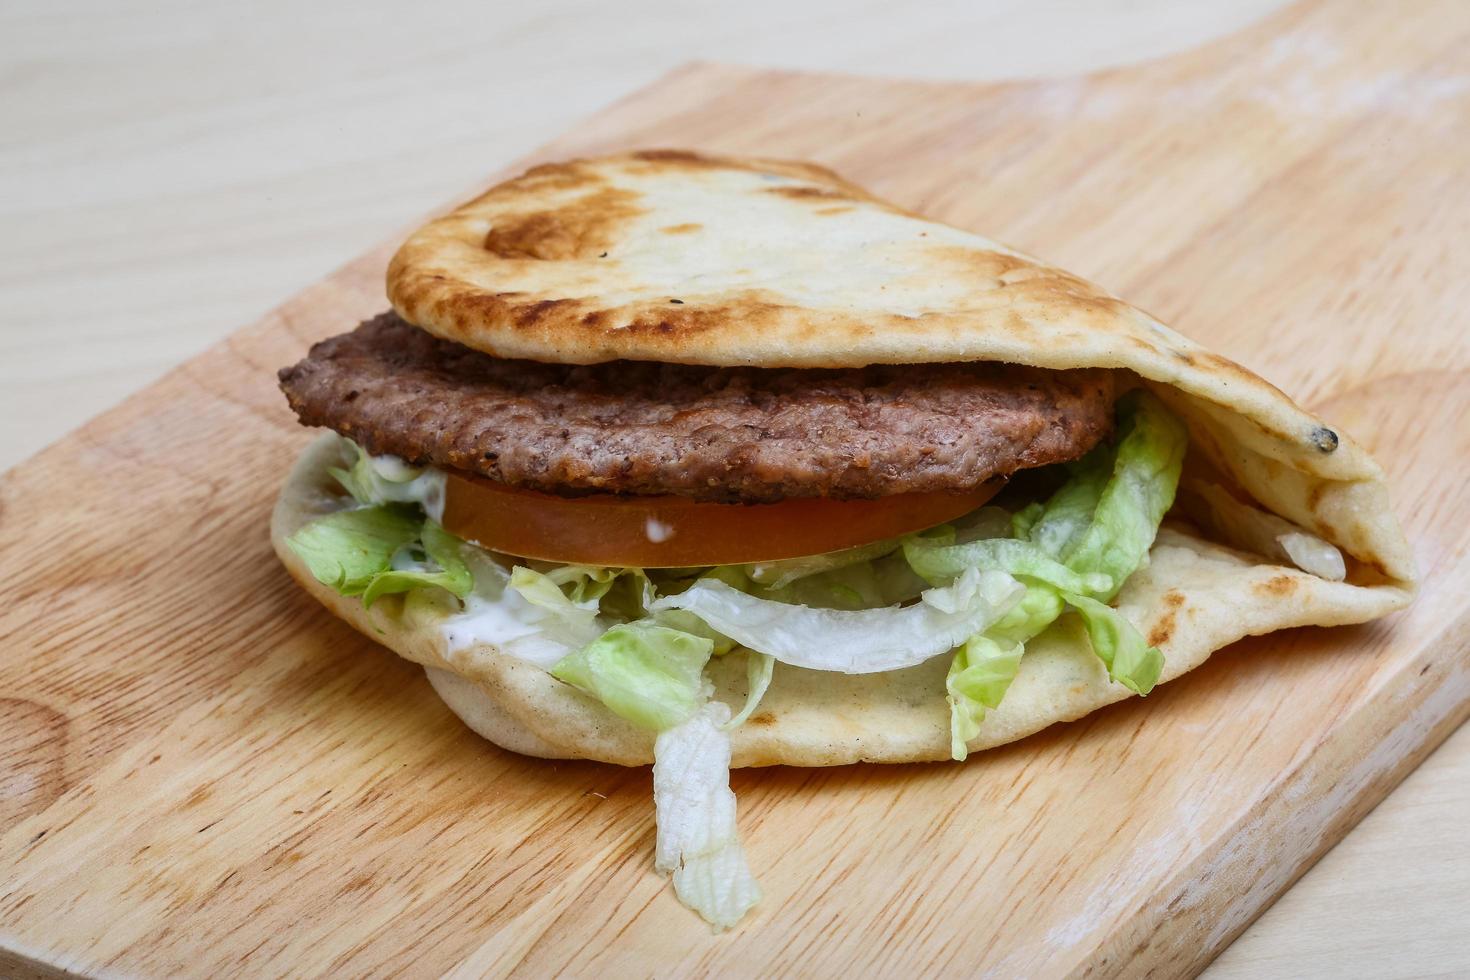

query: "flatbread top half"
(387, 151), (1412, 584)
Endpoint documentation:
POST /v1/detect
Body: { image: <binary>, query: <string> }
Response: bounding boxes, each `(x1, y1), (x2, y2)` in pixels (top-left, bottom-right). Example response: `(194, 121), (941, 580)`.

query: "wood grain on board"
(2, 0), (1468, 975)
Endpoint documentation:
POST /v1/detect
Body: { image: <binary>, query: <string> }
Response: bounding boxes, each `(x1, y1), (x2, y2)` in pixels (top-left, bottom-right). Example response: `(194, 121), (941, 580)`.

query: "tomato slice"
(440, 471), (1001, 568)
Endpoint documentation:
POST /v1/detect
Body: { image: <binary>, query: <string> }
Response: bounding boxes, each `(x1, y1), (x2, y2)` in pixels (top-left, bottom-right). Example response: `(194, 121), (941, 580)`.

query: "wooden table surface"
(2, 2), (1466, 976)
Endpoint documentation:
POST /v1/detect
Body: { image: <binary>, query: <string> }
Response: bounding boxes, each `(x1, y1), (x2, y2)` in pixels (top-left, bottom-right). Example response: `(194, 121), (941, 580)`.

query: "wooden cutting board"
(3, 0), (1468, 975)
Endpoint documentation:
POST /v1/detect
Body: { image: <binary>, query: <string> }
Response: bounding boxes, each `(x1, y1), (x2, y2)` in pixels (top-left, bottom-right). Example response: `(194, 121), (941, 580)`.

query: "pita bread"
(274, 152), (1414, 766)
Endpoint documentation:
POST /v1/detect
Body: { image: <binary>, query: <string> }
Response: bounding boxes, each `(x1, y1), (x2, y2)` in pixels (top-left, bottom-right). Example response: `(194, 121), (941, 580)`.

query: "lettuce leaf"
(944, 584), (1062, 759)
(653, 702), (761, 930)
(946, 635), (1023, 759)
(949, 505), (1018, 544)
(540, 564), (621, 603)
(288, 441), (470, 608)
(903, 536), (1114, 595)
(743, 537), (901, 589)
(1010, 501), (1045, 541)
(1063, 592), (1164, 695)
(602, 570), (659, 620)
(987, 582), (1069, 646)
(361, 519), (473, 608)
(442, 571), (602, 670)
(1047, 391), (1187, 600)
(754, 552), (929, 611)
(727, 653), (776, 729)
(287, 503), (419, 595)
(286, 504), (472, 608)
(919, 391), (1187, 759)
(648, 566), (1023, 674)
(651, 609), (739, 656)
(510, 565), (601, 619)
(550, 621), (714, 731)
(1019, 450), (1111, 556)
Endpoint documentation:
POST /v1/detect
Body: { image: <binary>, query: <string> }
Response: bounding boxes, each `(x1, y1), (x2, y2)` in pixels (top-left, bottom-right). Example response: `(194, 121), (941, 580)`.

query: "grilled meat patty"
(279, 313), (1115, 502)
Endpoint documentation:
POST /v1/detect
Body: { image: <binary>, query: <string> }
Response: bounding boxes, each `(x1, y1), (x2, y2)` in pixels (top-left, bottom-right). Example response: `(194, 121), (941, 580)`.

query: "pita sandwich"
(272, 150), (1414, 928)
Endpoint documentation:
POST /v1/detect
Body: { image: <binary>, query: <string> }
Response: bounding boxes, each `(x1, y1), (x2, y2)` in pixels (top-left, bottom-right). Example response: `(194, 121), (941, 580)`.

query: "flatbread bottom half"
(272, 434), (1410, 768)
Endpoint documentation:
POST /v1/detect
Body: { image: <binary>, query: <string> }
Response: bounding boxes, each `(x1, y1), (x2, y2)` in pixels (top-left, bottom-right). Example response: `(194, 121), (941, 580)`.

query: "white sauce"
(352, 448), (446, 522)
(437, 566), (604, 669)
(369, 453), (420, 482)
(385, 467), (446, 523)
(645, 516), (674, 543)
(441, 588), (576, 668)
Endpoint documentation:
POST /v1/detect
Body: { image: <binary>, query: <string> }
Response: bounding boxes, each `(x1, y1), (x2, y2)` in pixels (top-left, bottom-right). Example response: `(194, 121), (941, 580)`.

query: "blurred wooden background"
(1, 2), (1465, 975)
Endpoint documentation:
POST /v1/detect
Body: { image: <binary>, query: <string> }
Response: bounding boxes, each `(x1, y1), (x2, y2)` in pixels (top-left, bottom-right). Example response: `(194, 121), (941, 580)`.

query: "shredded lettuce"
(904, 537), (1114, 595)
(744, 537), (900, 589)
(987, 582), (1069, 645)
(550, 621), (714, 731)
(651, 609), (738, 655)
(1010, 500), (1045, 541)
(287, 503), (419, 595)
(950, 505), (1017, 544)
(286, 504), (472, 608)
(510, 566), (601, 619)
(914, 390), (1187, 759)
(946, 636), (1023, 758)
(539, 564), (621, 603)
(653, 702), (762, 930)
(287, 442), (470, 608)
(648, 567), (1023, 674)
(602, 570), (659, 620)
(728, 653), (776, 729)
(328, 439), (447, 519)
(361, 519), (473, 607)
(514, 563), (662, 620)
(1048, 391), (1188, 600)
(943, 583), (1061, 757)
(1018, 450), (1111, 555)
(1063, 592), (1164, 695)
(754, 552), (929, 610)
